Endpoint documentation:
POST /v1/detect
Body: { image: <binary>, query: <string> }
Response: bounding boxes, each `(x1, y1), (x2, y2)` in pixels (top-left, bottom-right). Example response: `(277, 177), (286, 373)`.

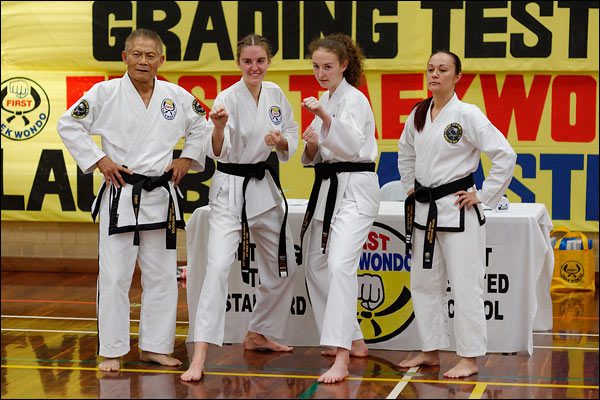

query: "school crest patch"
(161, 98), (176, 120)
(443, 122), (462, 144)
(269, 105), (282, 125)
(192, 99), (206, 116)
(72, 99), (89, 119)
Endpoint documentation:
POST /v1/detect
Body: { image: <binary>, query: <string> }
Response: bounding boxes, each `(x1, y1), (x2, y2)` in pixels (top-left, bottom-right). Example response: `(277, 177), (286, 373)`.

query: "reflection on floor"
(1, 271), (598, 399)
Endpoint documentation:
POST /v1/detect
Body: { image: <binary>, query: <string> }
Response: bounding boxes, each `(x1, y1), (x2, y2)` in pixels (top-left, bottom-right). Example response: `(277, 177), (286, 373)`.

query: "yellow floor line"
(2, 364), (598, 390)
(469, 382), (487, 399)
(386, 367), (419, 399)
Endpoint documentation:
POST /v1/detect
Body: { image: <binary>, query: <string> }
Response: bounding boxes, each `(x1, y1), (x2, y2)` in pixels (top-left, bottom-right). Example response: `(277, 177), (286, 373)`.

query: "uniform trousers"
(410, 206), (487, 357)
(192, 201), (297, 345)
(305, 195), (375, 350)
(97, 191), (178, 358)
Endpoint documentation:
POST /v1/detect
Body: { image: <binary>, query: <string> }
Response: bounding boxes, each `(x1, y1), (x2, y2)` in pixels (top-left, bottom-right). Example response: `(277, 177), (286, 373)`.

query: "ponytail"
(413, 97), (433, 132)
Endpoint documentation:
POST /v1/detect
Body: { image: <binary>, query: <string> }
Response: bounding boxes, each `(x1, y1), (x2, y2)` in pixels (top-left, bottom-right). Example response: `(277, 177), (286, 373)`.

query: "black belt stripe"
(91, 170), (180, 250)
(216, 161), (289, 284)
(404, 174), (475, 269)
(298, 162), (376, 264)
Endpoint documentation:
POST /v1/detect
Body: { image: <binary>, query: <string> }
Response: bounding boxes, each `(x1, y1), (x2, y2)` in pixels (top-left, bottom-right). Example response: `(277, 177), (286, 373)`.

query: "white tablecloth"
(186, 201), (554, 355)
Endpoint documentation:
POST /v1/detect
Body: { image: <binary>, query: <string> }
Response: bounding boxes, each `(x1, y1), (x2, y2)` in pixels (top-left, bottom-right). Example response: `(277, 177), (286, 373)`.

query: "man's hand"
(166, 158), (193, 186)
(96, 156), (132, 188)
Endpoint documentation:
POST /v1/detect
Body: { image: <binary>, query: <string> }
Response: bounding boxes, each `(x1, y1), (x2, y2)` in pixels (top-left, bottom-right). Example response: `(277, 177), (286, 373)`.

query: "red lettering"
(480, 74), (550, 141)
(364, 231), (379, 251)
(178, 75), (217, 115)
(6, 99), (32, 107)
(357, 76), (379, 139)
(66, 75), (169, 109)
(382, 73), (476, 140)
(66, 76), (104, 108)
(221, 75), (242, 91)
(381, 74), (422, 140)
(551, 75), (597, 143)
(454, 73), (476, 100)
(363, 232), (391, 251)
(378, 233), (390, 251)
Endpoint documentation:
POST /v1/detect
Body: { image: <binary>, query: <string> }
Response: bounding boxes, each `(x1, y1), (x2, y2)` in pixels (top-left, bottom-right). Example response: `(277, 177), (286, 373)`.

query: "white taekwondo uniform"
(57, 73), (207, 358)
(189, 78), (299, 345)
(397, 93), (516, 357)
(300, 78), (380, 351)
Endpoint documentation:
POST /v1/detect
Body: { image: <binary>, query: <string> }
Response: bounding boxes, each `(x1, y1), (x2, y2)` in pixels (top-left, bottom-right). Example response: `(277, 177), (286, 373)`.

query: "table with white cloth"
(185, 201), (554, 355)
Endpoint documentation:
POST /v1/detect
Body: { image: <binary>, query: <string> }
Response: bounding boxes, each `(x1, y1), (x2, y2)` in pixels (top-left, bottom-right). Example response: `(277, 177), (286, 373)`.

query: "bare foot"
(398, 351), (440, 368)
(99, 357), (121, 372)
(318, 348), (350, 384)
(443, 357), (478, 378)
(139, 351), (182, 367)
(244, 332), (293, 352)
(321, 339), (368, 357)
(181, 342), (208, 382)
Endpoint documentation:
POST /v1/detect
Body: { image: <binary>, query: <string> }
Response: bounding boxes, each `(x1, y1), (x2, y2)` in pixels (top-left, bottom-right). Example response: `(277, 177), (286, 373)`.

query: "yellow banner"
(2, 1), (598, 72)
(1, 1), (599, 231)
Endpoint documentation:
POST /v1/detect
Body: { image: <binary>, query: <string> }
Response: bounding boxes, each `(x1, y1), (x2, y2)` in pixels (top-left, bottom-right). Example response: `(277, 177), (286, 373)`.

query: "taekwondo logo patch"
(443, 122), (462, 144)
(192, 99), (206, 116)
(357, 222), (415, 343)
(161, 98), (176, 120)
(1, 77), (50, 141)
(71, 99), (89, 119)
(560, 260), (584, 284)
(268, 105), (282, 125)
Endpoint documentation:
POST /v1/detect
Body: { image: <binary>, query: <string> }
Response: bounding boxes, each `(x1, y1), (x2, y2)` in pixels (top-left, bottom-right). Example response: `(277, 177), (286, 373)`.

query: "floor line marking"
(1, 328), (187, 338)
(1, 356), (597, 384)
(1, 315), (189, 324)
(534, 332), (599, 337)
(1, 299), (96, 305)
(4, 315), (599, 337)
(298, 382), (319, 399)
(469, 382), (487, 399)
(534, 345), (598, 351)
(1, 364), (598, 389)
(386, 367), (419, 399)
(3, 327), (598, 351)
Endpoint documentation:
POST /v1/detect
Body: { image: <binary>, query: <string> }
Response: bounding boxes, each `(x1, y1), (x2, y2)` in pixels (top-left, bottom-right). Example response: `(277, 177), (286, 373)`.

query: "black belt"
(217, 161), (289, 284)
(404, 174), (475, 269)
(91, 170), (181, 249)
(299, 162), (376, 264)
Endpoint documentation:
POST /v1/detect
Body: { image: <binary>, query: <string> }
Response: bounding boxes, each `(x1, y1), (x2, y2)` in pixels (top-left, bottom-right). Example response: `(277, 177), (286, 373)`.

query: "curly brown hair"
(307, 33), (365, 87)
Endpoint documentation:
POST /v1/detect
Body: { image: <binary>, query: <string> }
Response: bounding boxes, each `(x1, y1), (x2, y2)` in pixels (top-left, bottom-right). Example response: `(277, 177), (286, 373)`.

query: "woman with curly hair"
(298, 33), (380, 383)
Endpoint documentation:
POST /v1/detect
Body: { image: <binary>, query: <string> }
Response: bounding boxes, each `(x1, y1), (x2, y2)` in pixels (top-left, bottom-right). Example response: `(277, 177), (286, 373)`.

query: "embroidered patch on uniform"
(443, 122), (462, 144)
(192, 99), (206, 116)
(71, 99), (89, 119)
(161, 98), (176, 120)
(269, 105), (282, 125)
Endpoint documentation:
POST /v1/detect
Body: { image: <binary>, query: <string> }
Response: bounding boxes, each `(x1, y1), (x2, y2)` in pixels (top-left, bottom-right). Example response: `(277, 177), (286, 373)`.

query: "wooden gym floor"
(1, 270), (598, 399)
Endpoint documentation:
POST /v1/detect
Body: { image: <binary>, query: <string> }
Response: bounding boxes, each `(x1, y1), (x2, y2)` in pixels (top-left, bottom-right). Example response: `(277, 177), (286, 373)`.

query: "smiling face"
(121, 36), (165, 86)
(311, 48), (347, 93)
(237, 45), (270, 90)
(426, 52), (461, 95)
